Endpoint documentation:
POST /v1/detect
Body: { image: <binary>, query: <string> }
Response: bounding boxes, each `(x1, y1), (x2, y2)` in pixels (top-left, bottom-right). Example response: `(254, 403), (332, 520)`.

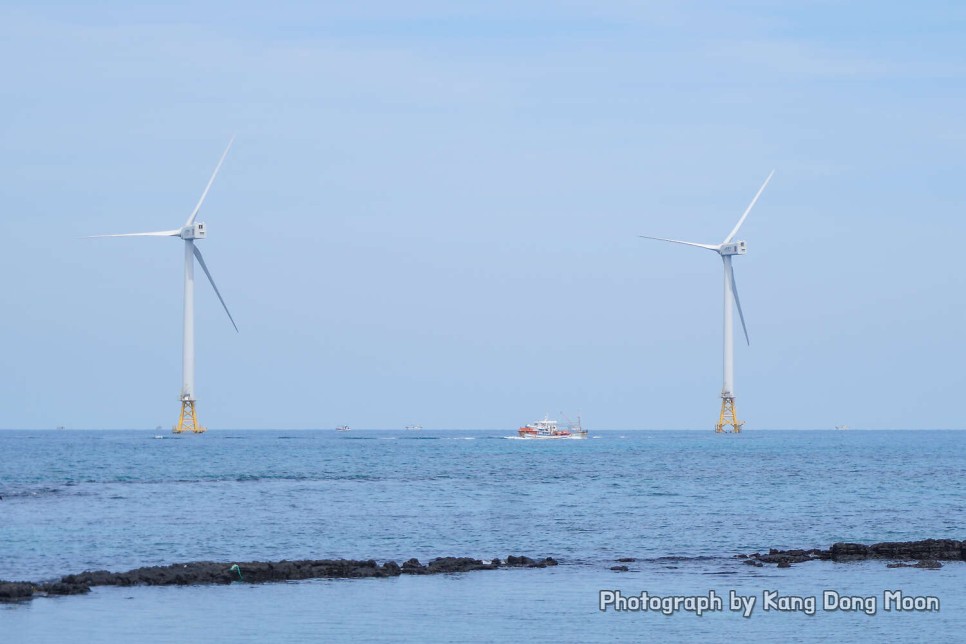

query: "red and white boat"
(517, 416), (588, 440)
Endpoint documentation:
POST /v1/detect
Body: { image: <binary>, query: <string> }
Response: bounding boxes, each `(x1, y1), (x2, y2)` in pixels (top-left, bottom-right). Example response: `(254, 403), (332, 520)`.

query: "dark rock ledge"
(0, 555), (558, 603)
(738, 538), (964, 569)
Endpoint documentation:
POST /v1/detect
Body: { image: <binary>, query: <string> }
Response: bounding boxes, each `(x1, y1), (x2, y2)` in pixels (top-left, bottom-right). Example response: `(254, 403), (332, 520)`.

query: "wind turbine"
(639, 171), (773, 433)
(90, 138), (239, 434)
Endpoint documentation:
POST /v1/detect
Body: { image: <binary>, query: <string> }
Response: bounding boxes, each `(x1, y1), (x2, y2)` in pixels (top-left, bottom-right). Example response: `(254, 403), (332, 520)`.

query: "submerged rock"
(886, 559), (943, 570)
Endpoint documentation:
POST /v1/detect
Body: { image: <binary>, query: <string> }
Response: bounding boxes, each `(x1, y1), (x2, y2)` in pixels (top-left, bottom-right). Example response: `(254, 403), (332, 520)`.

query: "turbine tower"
(639, 171), (773, 433)
(91, 138), (239, 434)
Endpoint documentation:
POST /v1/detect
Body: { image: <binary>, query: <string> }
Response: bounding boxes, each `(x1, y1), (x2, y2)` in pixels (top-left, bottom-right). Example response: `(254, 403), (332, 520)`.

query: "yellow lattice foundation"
(715, 396), (744, 434)
(174, 399), (206, 434)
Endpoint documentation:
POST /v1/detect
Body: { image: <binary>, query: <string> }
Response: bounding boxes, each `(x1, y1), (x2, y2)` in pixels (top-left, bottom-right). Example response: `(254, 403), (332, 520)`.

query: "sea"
(1, 429), (964, 643)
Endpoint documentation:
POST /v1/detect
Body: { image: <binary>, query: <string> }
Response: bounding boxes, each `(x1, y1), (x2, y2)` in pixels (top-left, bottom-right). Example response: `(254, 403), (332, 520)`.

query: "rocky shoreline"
(5, 539), (960, 602)
(738, 538), (964, 569)
(0, 555), (558, 603)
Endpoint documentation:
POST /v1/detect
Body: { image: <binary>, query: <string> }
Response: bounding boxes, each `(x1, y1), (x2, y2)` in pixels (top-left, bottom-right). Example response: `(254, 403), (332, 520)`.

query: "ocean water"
(1, 429), (964, 643)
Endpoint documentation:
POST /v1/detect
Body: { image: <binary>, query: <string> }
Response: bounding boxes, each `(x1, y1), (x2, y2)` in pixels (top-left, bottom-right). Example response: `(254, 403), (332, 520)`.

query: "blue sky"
(1, 1), (965, 429)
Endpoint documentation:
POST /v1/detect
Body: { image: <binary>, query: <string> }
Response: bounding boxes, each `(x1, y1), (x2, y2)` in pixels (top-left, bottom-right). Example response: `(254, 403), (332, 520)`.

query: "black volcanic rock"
(830, 543), (871, 561)
(746, 539), (965, 568)
(424, 557), (497, 574)
(0, 582), (35, 601)
(402, 558), (422, 570)
(869, 539), (963, 561)
(504, 556), (557, 568)
(505, 555), (533, 566)
(0, 554), (558, 603)
(757, 551), (813, 565)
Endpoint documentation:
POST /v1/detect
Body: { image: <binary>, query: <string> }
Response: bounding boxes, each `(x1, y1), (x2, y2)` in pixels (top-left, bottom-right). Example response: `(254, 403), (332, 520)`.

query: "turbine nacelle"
(718, 241), (746, 256)
(180, 222), (207, 240)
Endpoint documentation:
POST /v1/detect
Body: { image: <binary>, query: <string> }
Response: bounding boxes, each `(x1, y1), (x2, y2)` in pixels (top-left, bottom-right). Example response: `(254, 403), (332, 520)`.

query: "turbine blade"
(185, 136), (235, 228)
(638, 235), (719, 251)
(728, 262), (750, 346)
(87, 229), (181, 238)
(724, 170), (775, 244)
(192, 245), (239, 333)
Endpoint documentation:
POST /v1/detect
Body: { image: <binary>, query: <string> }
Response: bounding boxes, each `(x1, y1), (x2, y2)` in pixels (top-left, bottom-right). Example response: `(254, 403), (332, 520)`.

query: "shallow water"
(1, 429), (963, 642)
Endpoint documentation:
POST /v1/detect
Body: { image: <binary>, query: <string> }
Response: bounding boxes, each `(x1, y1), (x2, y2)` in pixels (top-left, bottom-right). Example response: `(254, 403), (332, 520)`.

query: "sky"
(1, 1), (965, 429)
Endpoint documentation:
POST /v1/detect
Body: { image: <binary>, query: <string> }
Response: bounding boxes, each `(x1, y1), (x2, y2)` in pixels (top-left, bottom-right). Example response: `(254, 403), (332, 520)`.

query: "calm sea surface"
(1, 429), (964, 642)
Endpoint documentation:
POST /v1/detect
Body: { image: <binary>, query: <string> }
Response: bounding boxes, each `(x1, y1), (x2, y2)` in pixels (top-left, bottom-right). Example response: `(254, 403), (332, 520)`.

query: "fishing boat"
(517, 416), (588, 440)
(336, 425), (351, 432)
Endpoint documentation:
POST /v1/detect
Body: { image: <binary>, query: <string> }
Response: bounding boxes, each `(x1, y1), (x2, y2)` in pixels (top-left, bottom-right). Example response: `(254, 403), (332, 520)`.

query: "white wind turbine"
(90, 138), (239, 433)
(639, 171), (773, 433)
